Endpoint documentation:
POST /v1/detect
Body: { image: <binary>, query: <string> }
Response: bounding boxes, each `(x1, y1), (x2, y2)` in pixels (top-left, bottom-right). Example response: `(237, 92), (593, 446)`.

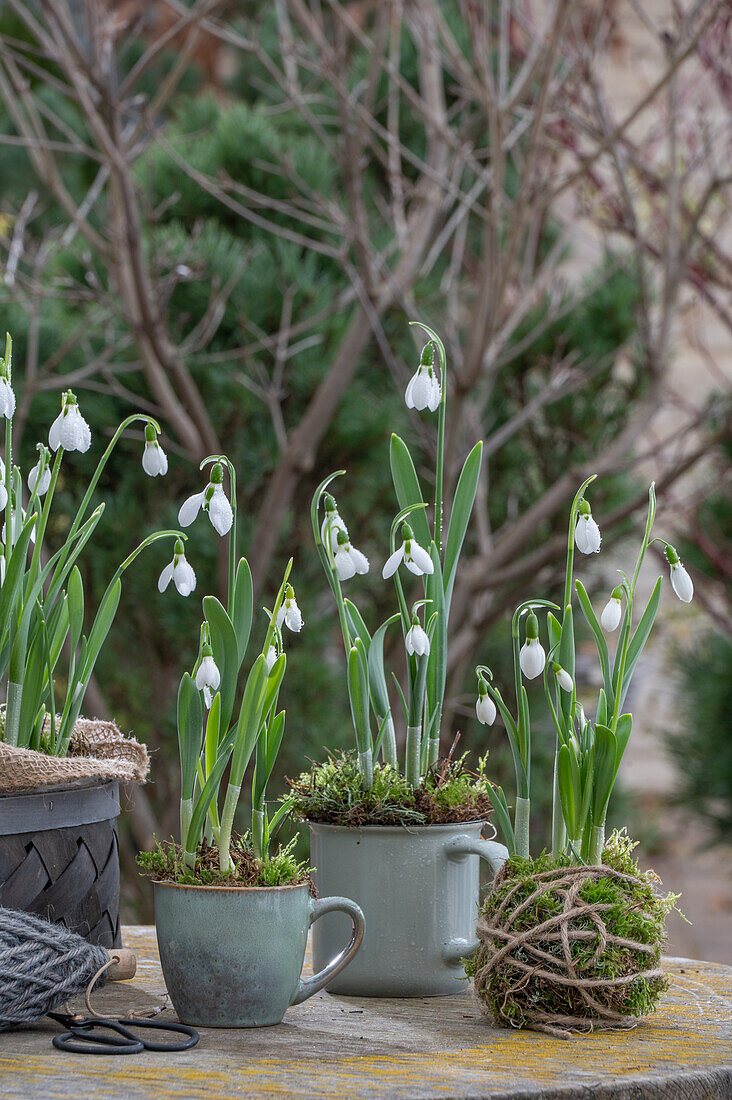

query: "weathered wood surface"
(1, 926), (730, 1099)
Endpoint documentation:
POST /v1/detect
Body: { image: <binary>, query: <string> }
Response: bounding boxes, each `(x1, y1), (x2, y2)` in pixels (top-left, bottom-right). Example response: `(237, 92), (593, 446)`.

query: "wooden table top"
(1, 926), (731, 1098)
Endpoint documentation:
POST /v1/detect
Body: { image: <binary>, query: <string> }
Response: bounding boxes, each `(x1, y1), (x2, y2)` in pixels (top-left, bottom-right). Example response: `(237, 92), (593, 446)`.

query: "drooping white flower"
(333, 529), (369, 582)
(48, 391), (91, 453)
(519, 612), (545, 680)
(382, 524), (434, 579)
(321, 493), (348, 551)
(600, 588), (623, 632)
(574, 501), (601, 555)
(158, 540), (196, 597)
(405, 343), (441, 412)
(276, 585), (303, 633)
(28, 451), (52, 497)
(179, 462), (233, 537)
(475, 689), (496, 726)
(666, 546), (693, 603)
(405, 621), (430, 657)
(142, 423), (168, 477)
(553, 663), (574, 693)
(265, 645), (278, 673)
(0, 378), (15, 420)
(195, 645), (220, 708)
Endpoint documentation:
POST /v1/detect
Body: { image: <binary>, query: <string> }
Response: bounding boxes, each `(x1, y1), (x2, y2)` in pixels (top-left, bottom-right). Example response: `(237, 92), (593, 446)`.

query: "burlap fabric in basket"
(0, 718), (149, 794)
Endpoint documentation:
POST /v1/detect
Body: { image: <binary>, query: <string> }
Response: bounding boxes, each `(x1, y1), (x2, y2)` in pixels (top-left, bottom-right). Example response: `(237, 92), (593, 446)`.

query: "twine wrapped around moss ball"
(471, 857), (670, 1039)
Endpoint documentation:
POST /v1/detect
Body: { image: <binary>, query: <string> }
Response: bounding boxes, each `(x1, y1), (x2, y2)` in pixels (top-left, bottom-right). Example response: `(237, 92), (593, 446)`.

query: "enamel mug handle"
(442, 831), (509, 966)
(291, 895), (365, 1005)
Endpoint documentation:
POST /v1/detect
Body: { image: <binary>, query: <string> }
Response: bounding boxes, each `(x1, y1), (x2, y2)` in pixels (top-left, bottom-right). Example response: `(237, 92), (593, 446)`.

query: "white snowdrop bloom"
(382, 525), (434, 579)
(0, 377), (15, 420)
(48, 392), (91, 453)
(276, 585), (303, 633)
(158, 541), (196, 597)
(265, 645), (278, 673)
(178, 463), (233, 536)
(669, 558), (691, 602)
(195, 648), (221, 708)
(321, 493), (348, 551)
(28, 459), (51, 497)
(553, 664), (574, 693)
(519, 612), (545, 680)
(600, 591), (623, 632)
(574, 505), (601, 555)
(405, 622), (430, 657)
(405, 344), (441, 412)
(476, 691), (496, 726)
(333, 531), (369, 582)
(2, 508), (35, 545)
(142, 424), (168, 477)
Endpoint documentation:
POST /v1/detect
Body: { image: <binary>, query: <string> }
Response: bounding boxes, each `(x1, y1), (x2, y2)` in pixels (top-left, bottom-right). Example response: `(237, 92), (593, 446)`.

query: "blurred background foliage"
(0, 0), (729, 920)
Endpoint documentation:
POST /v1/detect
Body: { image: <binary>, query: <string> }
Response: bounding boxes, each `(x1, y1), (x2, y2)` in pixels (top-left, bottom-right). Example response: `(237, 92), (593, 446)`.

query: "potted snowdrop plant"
(468, 478), (690, 1035)
(0, 332), (182, 947)
(290, 323), (507, 998)
(139, 454), (364, 1028)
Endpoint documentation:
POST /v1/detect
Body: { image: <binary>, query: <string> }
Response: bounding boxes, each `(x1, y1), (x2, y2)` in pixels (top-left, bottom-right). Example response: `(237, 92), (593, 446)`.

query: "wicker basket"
(0, 779), (121, 948)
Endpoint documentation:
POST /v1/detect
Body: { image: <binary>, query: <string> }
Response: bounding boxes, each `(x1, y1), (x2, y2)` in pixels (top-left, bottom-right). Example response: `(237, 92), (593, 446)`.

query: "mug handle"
(291, 895), (365, 1005)
(442, 831), (509, 966)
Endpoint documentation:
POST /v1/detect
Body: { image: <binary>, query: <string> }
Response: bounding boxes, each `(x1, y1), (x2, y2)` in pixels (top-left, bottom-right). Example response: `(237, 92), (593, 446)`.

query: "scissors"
(48, 1010), (199, 1055)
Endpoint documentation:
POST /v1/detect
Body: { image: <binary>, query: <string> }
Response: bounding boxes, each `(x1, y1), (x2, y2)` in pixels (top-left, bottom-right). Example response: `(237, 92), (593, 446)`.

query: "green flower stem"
(252, 807), (265, 860)
(180, 797), (194, 853)
(358, 748), (374, 789)
(26, 448), (63, 585)
(4, 682), (22, 747)
(515, 796), (530, 859)
(409, 321), (447, 554)
(589, 823), (606, 865)
(551, 752), (565, 860)
(405, 725), (421, 788)
(218, 781), (241, 873)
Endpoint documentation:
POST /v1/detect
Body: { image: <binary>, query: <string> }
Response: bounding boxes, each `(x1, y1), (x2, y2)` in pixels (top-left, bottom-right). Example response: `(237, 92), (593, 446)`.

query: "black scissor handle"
(52, 1020), (144, 1055)
(111, 1017), (199, 1052)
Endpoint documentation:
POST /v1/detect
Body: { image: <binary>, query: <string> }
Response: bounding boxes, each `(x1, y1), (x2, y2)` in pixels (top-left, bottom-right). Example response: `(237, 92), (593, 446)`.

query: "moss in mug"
(137, 834), (312, 889)
(288, 750), (494, 827)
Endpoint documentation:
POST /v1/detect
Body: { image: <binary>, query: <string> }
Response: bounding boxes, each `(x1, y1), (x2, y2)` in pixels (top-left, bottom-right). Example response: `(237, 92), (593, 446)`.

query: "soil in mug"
(137, 834), (313, 890)
(288, 750), (494, 827)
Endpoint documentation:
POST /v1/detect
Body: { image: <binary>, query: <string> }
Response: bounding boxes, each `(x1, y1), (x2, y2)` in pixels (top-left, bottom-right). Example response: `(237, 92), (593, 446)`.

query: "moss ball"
(466, 833), (678, 1036)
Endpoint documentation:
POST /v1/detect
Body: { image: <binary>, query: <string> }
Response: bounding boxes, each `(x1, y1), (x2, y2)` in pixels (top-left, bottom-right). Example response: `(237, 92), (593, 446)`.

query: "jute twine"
(0, 716), (149, 794)
(473, 863), (666, 1039)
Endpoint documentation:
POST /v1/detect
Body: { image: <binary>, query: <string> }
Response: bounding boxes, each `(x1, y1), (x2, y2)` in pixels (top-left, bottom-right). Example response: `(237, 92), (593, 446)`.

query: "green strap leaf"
(347, 644), (370, 755)
(443, 440), (482, 604)
(619, 578), (662, 710)
(230, 654), (268, 787)
(575, 580), (612, 704)
(185, 747), (232, 857)
(231, 558), (253, 667)
(203, 595), (239, 735)
(177, 672), (203, 801)
(67, 566), (85, 654)
(389, 434), (432, 549)
(592, 723), (618, 823)
(487, 785), (515, 854)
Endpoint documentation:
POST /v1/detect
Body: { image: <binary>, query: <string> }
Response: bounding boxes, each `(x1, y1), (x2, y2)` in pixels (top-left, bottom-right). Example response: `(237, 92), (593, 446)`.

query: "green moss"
(465, 832), (679, 1031)
(137, 835), (311, 889)
(288, 750), (494, 827)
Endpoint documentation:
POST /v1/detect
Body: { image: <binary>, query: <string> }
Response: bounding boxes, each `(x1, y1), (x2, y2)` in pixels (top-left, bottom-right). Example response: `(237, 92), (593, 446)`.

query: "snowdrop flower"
(2, 506), (35, 545)
(0, 376), (15, 420)
(405, 343), (441, 412)
(276, 585), (303, 633)
(179, 462), (233, 537)
(195, 642), (220, 708)
(142, 423), (168, 477)
(574, 500), (601, 555)
(405, 618), (430, 657)
(519, 611), (545, 680)
(0, 459), (7, 512)
(28, 448), (52, 497)
(552, 662), (574, 693)
(48, 391), (91, 453)
(333, 528), (370, 582)
(666, 545), (693, 603)
(382, 523), (434, 579)
(158, 539), (196, 597)
(600, 586), (624, 632)
(475, 682), (496, 726)
(321, 493), (348, 551)
(265, 645), (278, 673)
